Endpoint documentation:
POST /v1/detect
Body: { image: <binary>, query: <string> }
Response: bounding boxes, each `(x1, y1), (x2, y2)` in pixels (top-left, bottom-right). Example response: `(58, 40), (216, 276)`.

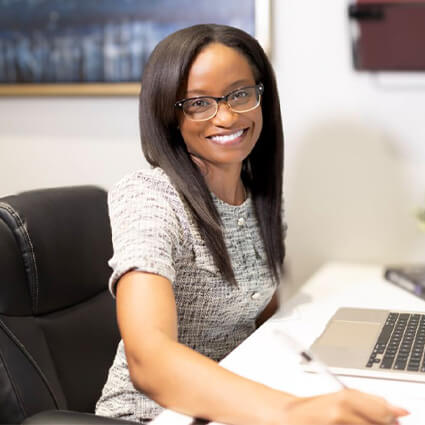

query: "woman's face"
(178, 42), (263, 172)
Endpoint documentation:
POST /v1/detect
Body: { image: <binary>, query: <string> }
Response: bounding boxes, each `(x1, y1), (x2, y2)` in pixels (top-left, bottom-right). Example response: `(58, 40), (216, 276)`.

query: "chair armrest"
(22, 410), (140, 425)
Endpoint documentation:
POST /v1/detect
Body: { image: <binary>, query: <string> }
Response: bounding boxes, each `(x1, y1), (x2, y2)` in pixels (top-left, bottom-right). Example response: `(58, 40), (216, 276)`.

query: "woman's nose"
(211, 102), (238, 126)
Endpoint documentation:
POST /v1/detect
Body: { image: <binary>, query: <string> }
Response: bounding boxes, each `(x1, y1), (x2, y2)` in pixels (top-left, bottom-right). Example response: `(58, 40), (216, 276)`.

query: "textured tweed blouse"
(96, 167), (285, 423)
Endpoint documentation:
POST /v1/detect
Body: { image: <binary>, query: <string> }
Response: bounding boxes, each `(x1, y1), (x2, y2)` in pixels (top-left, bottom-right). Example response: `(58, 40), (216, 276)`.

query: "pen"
(272, 328), (348, 389)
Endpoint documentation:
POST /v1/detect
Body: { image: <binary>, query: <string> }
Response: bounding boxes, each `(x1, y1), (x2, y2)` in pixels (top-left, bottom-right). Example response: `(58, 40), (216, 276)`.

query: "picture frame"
(0, 0), (271, 96)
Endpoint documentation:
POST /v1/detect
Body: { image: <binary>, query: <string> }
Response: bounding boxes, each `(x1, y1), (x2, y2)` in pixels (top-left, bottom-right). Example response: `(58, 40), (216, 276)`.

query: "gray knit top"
(95, 167), (284, 423)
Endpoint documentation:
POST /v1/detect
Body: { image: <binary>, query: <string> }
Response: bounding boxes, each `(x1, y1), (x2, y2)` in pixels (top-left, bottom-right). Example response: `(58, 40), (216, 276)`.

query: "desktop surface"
(151, 262), (425, 425)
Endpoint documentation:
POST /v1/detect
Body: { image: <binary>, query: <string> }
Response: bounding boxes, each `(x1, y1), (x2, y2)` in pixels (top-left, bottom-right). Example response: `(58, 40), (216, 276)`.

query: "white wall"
(273, 0), (425, 286)
(0, 0), (424, 287)
(0, 97), (144, 195)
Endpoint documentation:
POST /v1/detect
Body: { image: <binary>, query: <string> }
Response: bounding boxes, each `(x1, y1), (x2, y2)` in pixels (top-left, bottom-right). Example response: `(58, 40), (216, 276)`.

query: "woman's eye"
(230, 90), (249, 100)
(189, 99), (210, 108)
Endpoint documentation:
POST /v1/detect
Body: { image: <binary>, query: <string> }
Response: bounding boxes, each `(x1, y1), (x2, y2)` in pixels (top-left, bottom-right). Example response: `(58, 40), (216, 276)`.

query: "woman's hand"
(279, 389), (409, 425)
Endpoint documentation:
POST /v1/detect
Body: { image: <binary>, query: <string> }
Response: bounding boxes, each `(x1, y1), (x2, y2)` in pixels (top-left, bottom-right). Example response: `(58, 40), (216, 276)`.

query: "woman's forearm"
(126, 331), (295, 425)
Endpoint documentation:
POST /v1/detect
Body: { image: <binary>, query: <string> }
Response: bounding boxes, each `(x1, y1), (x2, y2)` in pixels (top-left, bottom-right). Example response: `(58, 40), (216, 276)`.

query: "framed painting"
(0, 0), (271, 96)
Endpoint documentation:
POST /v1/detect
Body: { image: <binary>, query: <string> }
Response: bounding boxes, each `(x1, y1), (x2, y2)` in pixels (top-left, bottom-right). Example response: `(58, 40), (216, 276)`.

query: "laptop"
(305, 307), (425, 382)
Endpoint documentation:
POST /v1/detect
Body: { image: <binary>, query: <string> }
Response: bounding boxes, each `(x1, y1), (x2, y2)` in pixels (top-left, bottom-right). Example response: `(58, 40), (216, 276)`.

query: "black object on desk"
(384, 265), (425, 300)
(190, 419), (210, 425)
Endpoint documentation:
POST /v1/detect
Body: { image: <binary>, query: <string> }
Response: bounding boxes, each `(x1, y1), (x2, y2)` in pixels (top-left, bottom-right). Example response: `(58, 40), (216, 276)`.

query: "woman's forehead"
(185, 43), (255, 95)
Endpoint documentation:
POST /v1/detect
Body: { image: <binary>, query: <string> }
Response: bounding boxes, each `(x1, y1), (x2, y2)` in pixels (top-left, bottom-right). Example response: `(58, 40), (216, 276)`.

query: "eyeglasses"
(174, 83), (264, 122)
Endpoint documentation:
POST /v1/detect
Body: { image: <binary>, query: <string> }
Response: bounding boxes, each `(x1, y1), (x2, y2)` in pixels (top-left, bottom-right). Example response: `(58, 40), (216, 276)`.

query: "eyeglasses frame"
(174, 82), (264, 122)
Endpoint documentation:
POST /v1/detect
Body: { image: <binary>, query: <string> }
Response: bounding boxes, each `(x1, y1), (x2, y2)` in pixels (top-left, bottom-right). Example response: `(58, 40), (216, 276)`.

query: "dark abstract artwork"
(0, 0), (256, 87)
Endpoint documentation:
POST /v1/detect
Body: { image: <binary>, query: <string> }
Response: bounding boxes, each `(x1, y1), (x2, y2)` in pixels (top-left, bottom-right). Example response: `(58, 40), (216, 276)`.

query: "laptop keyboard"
(366, 312), (425, 372)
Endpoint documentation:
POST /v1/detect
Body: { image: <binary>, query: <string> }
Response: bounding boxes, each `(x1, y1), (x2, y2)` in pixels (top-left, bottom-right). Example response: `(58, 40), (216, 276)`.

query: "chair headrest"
(0, 186), (113, 315)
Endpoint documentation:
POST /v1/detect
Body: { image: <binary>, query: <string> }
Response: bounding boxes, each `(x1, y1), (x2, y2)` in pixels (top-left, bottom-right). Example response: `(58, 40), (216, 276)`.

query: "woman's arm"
(117, 271), (408, 425)
(117, 271), (290, 425)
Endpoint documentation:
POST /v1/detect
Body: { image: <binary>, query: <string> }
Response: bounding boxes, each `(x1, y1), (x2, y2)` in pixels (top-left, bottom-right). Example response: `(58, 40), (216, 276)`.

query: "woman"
(96, 24), (407, 424)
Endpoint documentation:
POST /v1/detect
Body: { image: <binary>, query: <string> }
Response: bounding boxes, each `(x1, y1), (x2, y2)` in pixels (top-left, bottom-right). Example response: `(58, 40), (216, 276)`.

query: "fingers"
(282, 389), (409, 425)
(333, 389), (409, 425)
(387, 403), (410, 418)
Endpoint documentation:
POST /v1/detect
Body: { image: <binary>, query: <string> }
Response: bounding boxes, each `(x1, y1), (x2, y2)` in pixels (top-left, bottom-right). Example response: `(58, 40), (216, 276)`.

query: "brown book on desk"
(384, 265), (425, 301)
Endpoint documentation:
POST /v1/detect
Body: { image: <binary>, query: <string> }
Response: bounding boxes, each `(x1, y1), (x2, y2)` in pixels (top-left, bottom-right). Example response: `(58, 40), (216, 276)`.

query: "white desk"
(152, 262), (425, 425)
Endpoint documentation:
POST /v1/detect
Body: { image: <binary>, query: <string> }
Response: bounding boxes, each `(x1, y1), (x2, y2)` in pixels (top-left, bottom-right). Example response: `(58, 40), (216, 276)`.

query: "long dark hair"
(139, 24), (284, 285)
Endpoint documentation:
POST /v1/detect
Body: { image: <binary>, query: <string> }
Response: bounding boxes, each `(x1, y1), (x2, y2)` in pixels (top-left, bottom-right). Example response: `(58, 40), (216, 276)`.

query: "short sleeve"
(107, 172), (181, 296)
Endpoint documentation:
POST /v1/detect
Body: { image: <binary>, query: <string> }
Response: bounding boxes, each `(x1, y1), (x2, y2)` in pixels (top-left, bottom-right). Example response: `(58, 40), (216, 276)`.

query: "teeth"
(210, 129), (243, 144)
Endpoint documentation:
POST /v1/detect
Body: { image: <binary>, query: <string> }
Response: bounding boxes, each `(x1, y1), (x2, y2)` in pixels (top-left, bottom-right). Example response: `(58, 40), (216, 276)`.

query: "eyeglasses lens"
(228, 87), (258, 111)
(182, 86), (260, 121)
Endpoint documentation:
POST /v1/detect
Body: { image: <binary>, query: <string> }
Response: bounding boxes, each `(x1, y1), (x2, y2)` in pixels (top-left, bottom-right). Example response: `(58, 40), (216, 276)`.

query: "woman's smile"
(206, 128), (248, 146)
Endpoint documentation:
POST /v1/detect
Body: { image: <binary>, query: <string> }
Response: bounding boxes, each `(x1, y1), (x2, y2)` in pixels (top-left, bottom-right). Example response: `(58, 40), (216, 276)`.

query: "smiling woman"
(137, 24), (284, 287)
(176, 42), (263, 203)
(94, 24), (408, 425)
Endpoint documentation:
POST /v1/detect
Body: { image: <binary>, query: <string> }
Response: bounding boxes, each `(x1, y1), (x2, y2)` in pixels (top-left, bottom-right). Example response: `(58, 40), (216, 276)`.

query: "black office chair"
(0, 186), (136, 424)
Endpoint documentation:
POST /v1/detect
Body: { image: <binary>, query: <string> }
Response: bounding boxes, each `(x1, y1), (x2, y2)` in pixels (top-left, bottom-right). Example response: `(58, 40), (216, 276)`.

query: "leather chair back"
(0, 186), (120, 424)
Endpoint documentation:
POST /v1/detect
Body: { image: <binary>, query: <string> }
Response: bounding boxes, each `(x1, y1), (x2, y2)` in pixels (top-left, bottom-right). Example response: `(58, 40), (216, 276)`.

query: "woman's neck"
(203, 165), (246, 206)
